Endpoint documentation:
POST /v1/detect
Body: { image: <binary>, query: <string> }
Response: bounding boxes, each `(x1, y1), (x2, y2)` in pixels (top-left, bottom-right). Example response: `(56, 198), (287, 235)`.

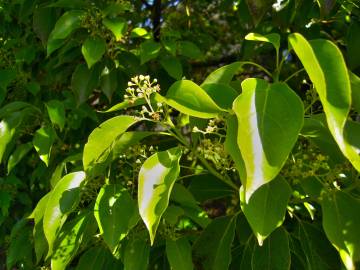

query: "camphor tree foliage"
(1, 0), (360, 269)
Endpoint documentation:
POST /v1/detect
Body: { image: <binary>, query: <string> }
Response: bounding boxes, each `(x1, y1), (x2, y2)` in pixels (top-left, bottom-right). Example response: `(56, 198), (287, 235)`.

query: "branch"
(152, 0), (162, 41)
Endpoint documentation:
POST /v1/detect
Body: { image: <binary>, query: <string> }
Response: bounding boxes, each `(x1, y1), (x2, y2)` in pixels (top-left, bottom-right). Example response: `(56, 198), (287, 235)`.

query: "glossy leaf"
(46, 100), (65, 130)
(251, 227), (291, 270)
(322, 190), (360, 269)
(289, 33), (360, 171)
(124, 237), (150, 270)
(49, 10), (85, 40)
(166, 237), (193, 270)
(240, 175), (291, 245)
(160, 56), (183, 79)
(201, 62), (243, 86)
(7, 142), (33, 173)
(51, 212), (90, 270)
(245, 32), (280, 51)
(163, 80), (224, 118)
(94, 184), (139, 252)
(192, 215), (236, 270)
(103, 17), (127, 41)
(233, 78), (303, 201)
(82, 36), (106, 68)
(140, 40), (161, 64)
(201, 83), (238, 110)
(33, 126), (56, 166)
(43, 171), (86, 256)
(83, 115), (139, 175)
(138, 147), (182, 244)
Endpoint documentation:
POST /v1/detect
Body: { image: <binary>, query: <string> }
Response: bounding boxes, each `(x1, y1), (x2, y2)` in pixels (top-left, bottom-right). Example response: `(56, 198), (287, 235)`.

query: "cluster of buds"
(124, 75), (160, 104)
(192, 118), (223, 135)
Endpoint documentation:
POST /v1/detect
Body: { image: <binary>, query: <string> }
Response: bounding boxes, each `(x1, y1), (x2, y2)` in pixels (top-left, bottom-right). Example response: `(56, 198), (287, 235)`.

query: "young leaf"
(233, 79), (303, 201)
(289, 33), (360, 172)
(49, 10), (85, 40)
(7, 142), (33, 173)
(46, 100), (66, 131)
(166, 237), (193, 270)
(322, 190), (360, 270)
(83, 115), (139, 175)
(43, 171), (86, 256)
(124, 237), (150, 270)
(81, 36), (106, 69)
(94, 184), (139, 252)
(201, 62), (243, 86)
(251, 227), (291, 270)
(192, 215), (236, 270)
(240, 175), (291, 245)
(163, 80), (224, 118)
(160, 56), (183, 80)
(102, 17), (127, 41)
(33, 126), (56, 166)
(140, 40), (161, 64)
(245, 32), (280, 52)
(138, 147), (182, 244)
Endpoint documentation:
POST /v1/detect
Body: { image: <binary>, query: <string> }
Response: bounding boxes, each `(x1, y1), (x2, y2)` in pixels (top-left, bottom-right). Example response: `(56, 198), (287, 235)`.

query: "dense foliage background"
(1, 0), (360, 269)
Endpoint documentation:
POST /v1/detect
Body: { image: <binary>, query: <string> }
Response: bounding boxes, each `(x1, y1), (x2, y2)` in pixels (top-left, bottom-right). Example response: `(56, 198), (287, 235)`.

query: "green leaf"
(301, 116), (345, 165)
(178, 41), (202, 59)
(33, 126), (56, 166)
(240, 175), (291, 245)
(0, 112), (23, 163)
(201, 83), (239, 110)
(201, 62), (243, 86)
(251, 227), (291, 270)
(49, 10), (85, 40)
(81, 36), (106, 69)
(46, 100), (66, 130)
(76, 246), (123, 270)
(94, 184), (139, 252)
(349, 72), (360, 114)
(322, 190), (360, 269)
(140, 40), (161, 64)
(245, 0), (273, 26)
(166, 237), (193, 270)
(71, 63), (100, 105)
(160, 56), (183, 80)
(0, 68), (16, 102)
(103, 17), (127, 41)
(100, 67), (118, 102)
(33, 7), (57, 46)
(43, 171), (86, 256)
(233, 79), (303, 201)
(138, 147), (182, 245)
(245, 32), (280, 51)
(289, 33), (360, 172)
(163, 80), (224, 118)
(83, 115), (139, 175)
(51, 212), (90, 270)
(347, 21), (360, 70)
(224, 115), (246, 182)
(192, 215), (236, 270)
(7, 142), (33, 173)
(124, 237), (150, 270)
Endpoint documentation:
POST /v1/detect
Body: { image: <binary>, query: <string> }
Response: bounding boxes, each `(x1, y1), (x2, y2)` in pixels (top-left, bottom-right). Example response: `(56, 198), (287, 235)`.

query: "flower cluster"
(124, 75), (160, 103)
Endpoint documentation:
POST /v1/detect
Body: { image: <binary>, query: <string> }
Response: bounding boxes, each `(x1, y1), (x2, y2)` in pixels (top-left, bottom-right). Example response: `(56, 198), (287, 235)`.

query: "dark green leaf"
(46, 100), (66, 131)
(140, 40), (161, 64)
(178, 41), (202, 59)
(160, 56), (183, 80)
(124, 237), (150, 270)
(49, 10), (85, 40)
(7, 142), (33, 173)
(192, 215), (236, 270)
(201, 62), (243, 86)
(166, 237), (193, 270)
